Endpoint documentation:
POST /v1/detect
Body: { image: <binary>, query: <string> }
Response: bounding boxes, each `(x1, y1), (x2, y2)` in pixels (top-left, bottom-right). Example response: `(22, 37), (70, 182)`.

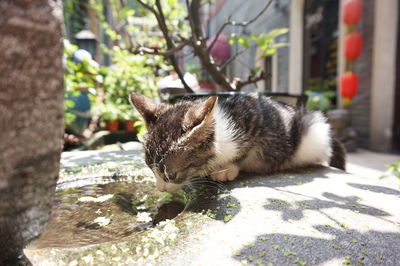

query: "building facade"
(206, 0), (399, 152)
(206, 0), (291, 93)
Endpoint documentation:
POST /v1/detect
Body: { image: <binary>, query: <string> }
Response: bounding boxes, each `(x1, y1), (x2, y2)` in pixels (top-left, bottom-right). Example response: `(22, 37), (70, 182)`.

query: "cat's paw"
(211, 164), (239, 182)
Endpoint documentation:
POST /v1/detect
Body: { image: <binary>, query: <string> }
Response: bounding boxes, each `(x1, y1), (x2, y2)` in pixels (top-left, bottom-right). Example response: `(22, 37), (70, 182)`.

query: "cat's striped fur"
(130, 93), (345, 192)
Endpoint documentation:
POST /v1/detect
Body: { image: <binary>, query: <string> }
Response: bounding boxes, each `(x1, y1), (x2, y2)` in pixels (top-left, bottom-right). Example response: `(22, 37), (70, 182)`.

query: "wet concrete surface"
(25, 147), (400, 265)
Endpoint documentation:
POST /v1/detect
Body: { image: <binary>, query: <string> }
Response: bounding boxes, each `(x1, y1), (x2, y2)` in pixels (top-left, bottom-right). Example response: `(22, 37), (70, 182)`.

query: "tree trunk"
(0, 0), (64, 264)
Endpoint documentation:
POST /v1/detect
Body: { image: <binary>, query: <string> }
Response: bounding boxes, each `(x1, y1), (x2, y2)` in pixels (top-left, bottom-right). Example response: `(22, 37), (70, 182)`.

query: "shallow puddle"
(29, 176), (187, 249)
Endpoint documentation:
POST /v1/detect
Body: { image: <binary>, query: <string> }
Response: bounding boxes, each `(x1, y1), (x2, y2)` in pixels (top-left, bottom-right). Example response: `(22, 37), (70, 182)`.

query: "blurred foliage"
(89, 0), (188, 49)
(229, 28), (289, 57)
(305, 78), (337, 111)
(308, 78), (336, 92)
(96, 46), (159, 127)
(64, 41), (100, 91)
(104, 47), (158, 102)
(381, 161), (400, 180)
(305, 91), (335, 112)
(87, 0), (180, 135)
(94, 102), (120, 121)
(64, 40), (100, 128)
(63, 0), (290, 136)
(63, 0), (88, 37)
(63, 0), (169, 136)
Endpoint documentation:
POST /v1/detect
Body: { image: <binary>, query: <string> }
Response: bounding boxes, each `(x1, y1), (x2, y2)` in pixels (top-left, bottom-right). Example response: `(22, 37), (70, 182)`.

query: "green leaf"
(118, 6), (135, 20)
(269, 42), (289, 49)
(251, 28), (289, 57)
(263, 48), (277, 57)
(252, 66), (262, 74)
(304, 90), (313, 96)
(237, 37), (250, 48)
(265, 28), (289, 38)
(323, 91), (337, 99)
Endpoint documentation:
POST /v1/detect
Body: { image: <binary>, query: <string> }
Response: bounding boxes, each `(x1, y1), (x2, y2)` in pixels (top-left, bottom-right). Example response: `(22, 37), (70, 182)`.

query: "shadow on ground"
(347, 182), (400, 196)
(235, 227), (400, 265)
(207, 166), (400, 265)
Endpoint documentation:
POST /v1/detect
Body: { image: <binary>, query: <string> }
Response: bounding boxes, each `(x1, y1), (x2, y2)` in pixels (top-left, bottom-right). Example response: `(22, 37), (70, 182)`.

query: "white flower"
(137, 212), (152, 223)
(82, 255), (93, 264)
(94, 217), (111, 227)
(78, 194), (114, 203)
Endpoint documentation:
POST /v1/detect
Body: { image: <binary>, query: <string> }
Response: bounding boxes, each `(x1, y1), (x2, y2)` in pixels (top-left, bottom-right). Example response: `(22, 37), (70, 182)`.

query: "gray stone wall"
(349, 0), (374, 148)
(207, 0), (290, 92)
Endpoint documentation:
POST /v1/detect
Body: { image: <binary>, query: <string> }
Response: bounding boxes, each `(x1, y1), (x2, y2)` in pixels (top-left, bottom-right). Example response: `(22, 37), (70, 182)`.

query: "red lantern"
(345, 33), (363, 60)
(340, 72), (358, 98)
(343, 0), (362, 25)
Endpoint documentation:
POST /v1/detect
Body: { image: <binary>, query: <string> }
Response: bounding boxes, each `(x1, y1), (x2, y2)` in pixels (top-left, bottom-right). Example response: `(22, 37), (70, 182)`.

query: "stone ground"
(346, 149), (399, 183)
(25, 144), (400, 266)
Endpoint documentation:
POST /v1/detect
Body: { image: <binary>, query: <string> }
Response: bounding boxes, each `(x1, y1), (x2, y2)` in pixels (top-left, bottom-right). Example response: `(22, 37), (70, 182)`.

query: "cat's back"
(214, 93), (333, 172)
(216, 93), (296, 133)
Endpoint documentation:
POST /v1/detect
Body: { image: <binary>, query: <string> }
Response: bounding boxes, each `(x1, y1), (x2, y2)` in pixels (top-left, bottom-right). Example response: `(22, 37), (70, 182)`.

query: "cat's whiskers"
(163, 167), (171, 182)
(189, 176), (226, 191)
(148, 163), (160, 168)
(188, 182), (226, 192)
(209, 168), (229, 175)
(190, 179), (223, 187)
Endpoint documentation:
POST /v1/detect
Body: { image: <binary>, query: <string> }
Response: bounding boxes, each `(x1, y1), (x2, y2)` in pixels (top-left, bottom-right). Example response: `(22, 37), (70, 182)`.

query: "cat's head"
(129, 93), (217, 192)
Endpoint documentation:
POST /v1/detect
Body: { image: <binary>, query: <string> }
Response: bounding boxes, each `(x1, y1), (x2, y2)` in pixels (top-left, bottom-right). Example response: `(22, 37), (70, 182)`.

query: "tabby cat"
(129, 93), (345, 192)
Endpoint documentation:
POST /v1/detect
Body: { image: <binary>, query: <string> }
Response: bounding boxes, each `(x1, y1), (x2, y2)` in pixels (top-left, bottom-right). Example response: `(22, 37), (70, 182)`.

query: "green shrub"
(63, 40), (100, 129)
(382, 160), (400, 180)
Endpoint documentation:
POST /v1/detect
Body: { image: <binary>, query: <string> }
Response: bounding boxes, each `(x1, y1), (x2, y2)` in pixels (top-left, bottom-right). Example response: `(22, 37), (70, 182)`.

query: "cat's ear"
(129, 93), (167, 126)
(184, 96), (218, 129)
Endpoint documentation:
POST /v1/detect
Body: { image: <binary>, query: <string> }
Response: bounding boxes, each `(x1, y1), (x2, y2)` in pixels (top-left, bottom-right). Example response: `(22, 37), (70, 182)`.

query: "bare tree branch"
(184, 0), (234, 91)
(185, 1), (193, 30)
(233, 0), (273, 27)
(192, 41), (235, 91)
(136, 0), (157, 14)
(208, 0), (273, 52)
(220, 47), (248, 71)
(135, 0), (273, 92)
(189, 0), (205, 42)
(131, 40), (191, 56)
(235, 71), (271, 91)
(207, 16), (230, 52)
(185, 0), (197, 43)
(136, 0), (194, 93)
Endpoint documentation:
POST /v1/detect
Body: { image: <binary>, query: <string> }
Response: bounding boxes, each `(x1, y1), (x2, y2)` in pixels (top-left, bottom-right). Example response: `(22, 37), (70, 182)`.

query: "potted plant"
(304, 91), (336, 112)
(120, 104), (140, 132)
(98, 47), (158, 132)
(198, 72), (215, 92)
(98, 102), (121, 131)
(304, 79), (337, 112)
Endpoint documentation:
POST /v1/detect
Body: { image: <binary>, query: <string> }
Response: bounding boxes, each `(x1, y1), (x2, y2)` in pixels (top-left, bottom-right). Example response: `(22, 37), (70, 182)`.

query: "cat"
(129, 93), (345, 192)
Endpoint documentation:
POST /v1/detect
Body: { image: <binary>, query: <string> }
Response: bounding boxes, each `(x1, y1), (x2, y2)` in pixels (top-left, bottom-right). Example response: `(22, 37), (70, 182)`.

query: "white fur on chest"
(289, 112), (332, 167)
(212, 106), (239, 167)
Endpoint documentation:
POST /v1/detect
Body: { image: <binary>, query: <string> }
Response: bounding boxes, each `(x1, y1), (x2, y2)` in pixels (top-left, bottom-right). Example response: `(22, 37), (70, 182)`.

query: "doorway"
(303, 0), (339, 105)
